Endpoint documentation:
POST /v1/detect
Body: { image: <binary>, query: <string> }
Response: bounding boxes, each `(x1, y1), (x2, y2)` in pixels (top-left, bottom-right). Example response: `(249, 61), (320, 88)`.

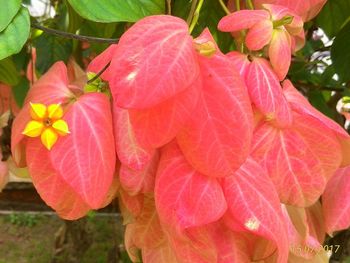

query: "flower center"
(44, 118), (52, 127)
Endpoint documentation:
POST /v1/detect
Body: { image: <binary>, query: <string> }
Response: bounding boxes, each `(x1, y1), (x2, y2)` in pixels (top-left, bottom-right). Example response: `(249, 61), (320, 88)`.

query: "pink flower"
(218, 4), (304, 80)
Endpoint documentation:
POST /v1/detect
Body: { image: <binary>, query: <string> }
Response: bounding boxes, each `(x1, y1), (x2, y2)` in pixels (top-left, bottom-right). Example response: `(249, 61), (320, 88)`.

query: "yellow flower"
(22, 103), (70, 150)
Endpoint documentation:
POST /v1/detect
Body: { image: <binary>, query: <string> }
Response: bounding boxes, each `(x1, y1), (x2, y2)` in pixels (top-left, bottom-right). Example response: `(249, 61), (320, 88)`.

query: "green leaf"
(172, 0), (192, 20)
(0, 7), (30, 60)
(316, 0), (350, 37)
(0, 57), (21, 86)
(34, 34), (73, 74)
(12, 77), (30, 107)
(331, 20), (350, 82)
(67, 0), (164, 22)
(0, 0), (21, 32)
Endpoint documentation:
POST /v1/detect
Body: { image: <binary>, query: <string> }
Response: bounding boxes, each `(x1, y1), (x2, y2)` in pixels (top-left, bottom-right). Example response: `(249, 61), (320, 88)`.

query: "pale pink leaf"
(155, 141), (227, 229)
(128, 77), (200, 148)
(268, 29), (292, 80)
(119, 150), (159, 195)
(322, 166), (350, 234)
(293, 112), (342, 179)
(26, 139), (90, 220)
(218, 10), (270, 32)
(51, 93), (116, 209)
(255, 0), (327, 21)
(226, 51), (250, 77)
(246, 20), (273, 51)
(177, 51), (253, 177)
(251, 123), (326, 206)
(113, 106), (154, 170)
(223, 158), (289, 263)
(283, 80), (350, 166)
(109, 15), (199, 109)
(245, 57), (292, 127)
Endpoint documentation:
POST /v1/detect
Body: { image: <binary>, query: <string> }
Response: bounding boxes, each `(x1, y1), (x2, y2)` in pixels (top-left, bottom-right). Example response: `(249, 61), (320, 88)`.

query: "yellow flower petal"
(47, 104), (63, 120)
(22, 121), (44, 137)
(52, 119), (70, 136)
(41, 128), (58, 150)
(30, 103), (47, 120)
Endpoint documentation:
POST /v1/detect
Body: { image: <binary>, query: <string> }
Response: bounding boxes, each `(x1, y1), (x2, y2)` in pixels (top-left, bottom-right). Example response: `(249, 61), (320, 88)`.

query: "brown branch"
(31, 23), (119, 44)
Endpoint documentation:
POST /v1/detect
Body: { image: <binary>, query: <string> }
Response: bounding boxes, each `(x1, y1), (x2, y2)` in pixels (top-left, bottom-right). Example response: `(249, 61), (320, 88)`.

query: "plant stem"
(186, 0), (198, 25)
(235, 0), (240, 11)
(218, 0), (230, 14)
(31, 23), (119, 44)
(87, 62), (111, 83)
(189, 0), (205, 33)
(246, 0), (254, 9)
(166, 0), (172, 14)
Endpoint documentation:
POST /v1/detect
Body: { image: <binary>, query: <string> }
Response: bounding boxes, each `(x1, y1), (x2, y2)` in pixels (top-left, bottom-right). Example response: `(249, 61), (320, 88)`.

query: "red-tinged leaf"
(322, 166), (350, 234)
(108, 15), (199, 109)
(177, 52), (253, 177)
(11, 62), (73, 167)
(142, 241), (178, 263)
(0, 84), (19, 115)
(24, 61), (74, 105)
(218, 10), (270, 32)
(287, 249), (330, 263)
(0, 151), (8, 191)
(118, 190), (144, 224)
(119, 151), (159, 195)
(293, 112), (342, 179)
(251, 123), (326, 206)
(305, 202), (325, 244)
(283, 80), (350, 166)
(26, 139), (90, 220)
(155, 141), (227, 229)
(245, 57), (292, 127)
(223, 158), (289, 263)
(167, 221), (251, 263)
(282, 205), (323, 259)
(126, 196), (165, 250)
(226, 51), (250, 77)
(245, 20), (273, 51)
(50, 93), (116, 209)
(268, 29), (292, 81)
(113, 106), (154, 170)
(129, 77), (201, 148)
(87, 44), (118, 81)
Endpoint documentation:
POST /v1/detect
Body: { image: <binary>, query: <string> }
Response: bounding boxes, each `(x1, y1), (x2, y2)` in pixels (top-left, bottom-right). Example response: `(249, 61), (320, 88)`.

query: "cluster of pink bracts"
(10, 0), (350, 262)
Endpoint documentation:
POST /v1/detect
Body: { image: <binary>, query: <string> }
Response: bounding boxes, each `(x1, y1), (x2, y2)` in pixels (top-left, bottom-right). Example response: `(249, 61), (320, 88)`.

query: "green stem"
(246, 0), (254, 9)
(235, 0), (240, 11)
(189, 0), (205, 33)
(218, 0), (230, 14)
(186, 0), (198, 25)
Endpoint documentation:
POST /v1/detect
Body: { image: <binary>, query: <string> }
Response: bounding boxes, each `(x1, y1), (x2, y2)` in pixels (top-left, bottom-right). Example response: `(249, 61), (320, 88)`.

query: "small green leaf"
(0, 0), (21, 32)
(67, 0), (164, 23)
(0, 7), (30, 60)
(331, 20), (350, 82)
(0, 57), (21, 86)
